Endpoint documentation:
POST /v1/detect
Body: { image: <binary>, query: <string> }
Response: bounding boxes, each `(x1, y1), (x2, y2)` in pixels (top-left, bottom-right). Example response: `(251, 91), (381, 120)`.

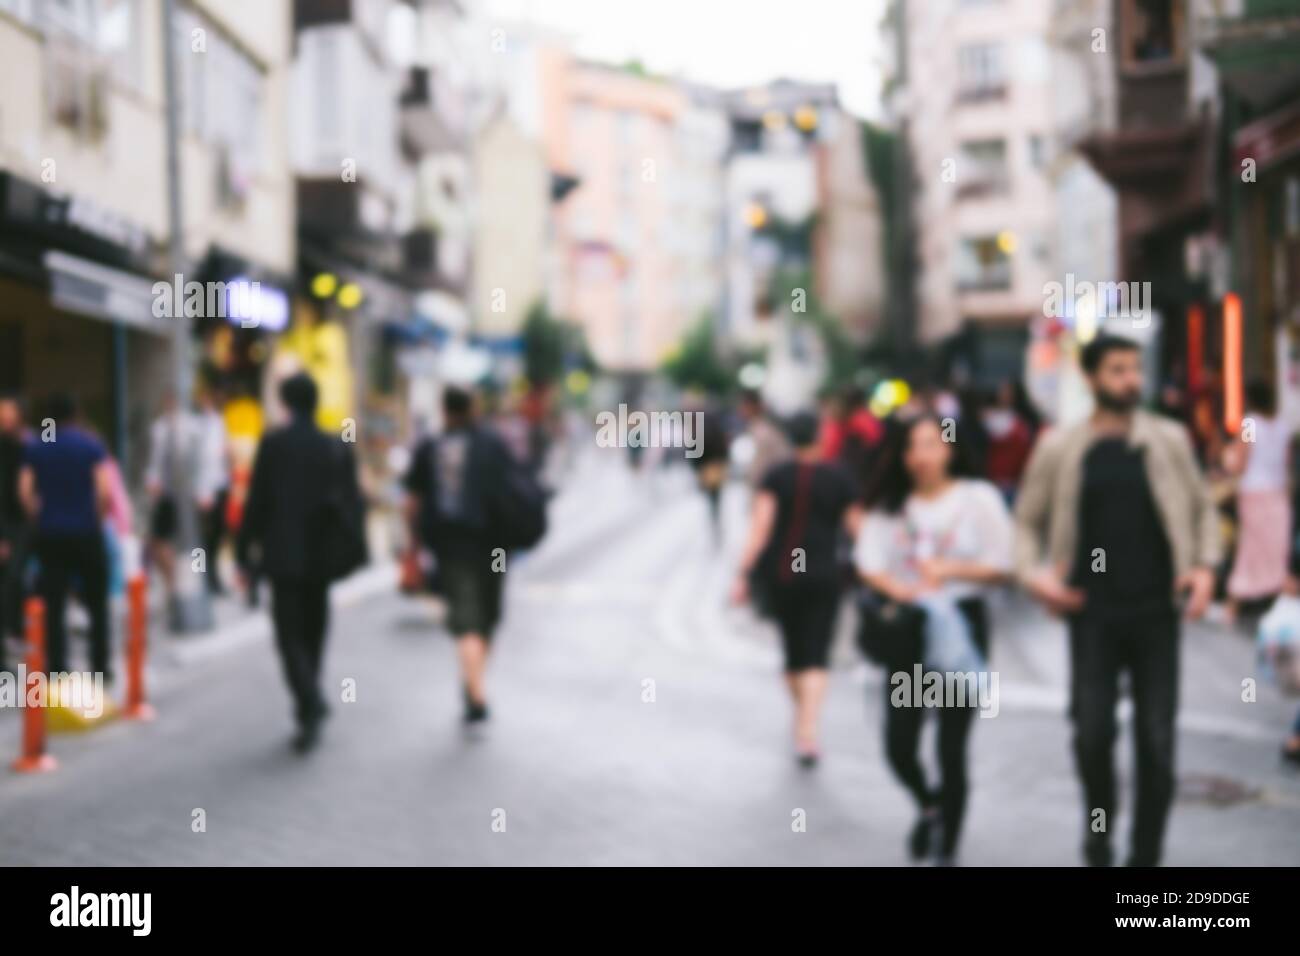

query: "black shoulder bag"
(854, 589), (926, 668)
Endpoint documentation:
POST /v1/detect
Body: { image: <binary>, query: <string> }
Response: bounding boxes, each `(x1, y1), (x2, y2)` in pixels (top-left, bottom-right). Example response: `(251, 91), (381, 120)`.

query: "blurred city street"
(3, 451), (1296, 866)
(2, 0), (1300, 878)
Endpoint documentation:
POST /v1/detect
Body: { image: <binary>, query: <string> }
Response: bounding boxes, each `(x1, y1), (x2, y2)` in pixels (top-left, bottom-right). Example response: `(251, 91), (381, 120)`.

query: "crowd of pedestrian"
(3, 331), (1297, 863)
(729, 333), (1300, 866)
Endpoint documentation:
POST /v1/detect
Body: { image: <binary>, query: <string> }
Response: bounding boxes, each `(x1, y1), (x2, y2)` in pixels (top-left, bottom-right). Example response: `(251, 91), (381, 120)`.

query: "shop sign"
(222, 274), (290, 332)
(44, 250), (169, 335)
(1235, 103), (1300, 172)
(54, 194), (150, 256)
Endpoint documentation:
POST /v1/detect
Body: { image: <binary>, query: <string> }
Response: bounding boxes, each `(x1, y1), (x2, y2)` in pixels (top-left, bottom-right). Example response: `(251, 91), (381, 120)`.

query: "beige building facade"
(0, 0), (294, 477)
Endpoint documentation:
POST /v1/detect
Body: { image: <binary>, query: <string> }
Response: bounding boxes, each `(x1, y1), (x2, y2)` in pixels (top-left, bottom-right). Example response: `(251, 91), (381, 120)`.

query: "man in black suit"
(238, 373), (365, 752)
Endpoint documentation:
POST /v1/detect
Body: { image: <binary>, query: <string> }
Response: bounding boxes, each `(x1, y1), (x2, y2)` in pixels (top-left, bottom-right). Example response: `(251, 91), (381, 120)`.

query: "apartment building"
(543, 58), (692, 374)
(0, 0), (294, 479)
(887, 0), (1118, 392)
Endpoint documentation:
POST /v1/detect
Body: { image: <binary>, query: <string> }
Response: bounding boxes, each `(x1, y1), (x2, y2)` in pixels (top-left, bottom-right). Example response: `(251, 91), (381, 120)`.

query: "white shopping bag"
(1257, 595), (1300, 695)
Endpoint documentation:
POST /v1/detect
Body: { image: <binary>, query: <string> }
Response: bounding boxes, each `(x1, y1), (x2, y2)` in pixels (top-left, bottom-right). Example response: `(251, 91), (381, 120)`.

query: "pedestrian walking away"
(854, 414), (1013, 865)
(405, 385), (542, 727)
(237, 373), (367, 753)
(145, 389), (222, 616)
(736, 389), (792, 492)
(733, 411), (861, 768)
(689, 407), (730, 546)
(1225, 379), (1292, 622)
(17, 393), (113, 680)
(1015, 334), (1220, 867)
(0, 391), (32, 674)
(196, 386), (232, 597)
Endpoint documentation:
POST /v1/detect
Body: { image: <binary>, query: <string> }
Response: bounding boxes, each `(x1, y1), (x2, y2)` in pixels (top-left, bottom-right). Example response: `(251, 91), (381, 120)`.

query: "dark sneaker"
(1083, 834), (1113, 867)
(794, 741), (820, 770)
(292, 720), (322, 754)
(909, 808), (940, 861)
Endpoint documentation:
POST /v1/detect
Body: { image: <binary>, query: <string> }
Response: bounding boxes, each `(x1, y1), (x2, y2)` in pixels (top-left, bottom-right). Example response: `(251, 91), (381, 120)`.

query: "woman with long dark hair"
(854, 414), (1013, 863)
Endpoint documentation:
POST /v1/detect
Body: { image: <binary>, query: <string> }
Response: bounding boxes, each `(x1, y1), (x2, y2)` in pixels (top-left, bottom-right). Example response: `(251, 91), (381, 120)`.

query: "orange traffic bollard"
(12, 597), (57, 773)
(121, 574), (155, 721)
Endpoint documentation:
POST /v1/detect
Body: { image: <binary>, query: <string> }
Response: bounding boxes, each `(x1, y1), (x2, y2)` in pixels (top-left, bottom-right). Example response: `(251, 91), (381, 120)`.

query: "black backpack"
(420, 428), (548, 553)
(488, 451), (548, 551)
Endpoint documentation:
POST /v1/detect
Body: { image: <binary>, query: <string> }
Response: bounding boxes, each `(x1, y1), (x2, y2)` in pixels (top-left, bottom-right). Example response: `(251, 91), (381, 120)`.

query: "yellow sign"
(277, 301), (355, 431)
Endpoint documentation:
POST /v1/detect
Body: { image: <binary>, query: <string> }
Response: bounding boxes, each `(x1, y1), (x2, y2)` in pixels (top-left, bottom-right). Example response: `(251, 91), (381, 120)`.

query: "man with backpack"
(404, 386), (546, 726)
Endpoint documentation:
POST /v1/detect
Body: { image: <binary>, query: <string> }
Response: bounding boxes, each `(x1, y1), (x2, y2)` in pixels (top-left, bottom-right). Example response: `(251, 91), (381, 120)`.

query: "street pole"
(160, 0), (212, 633)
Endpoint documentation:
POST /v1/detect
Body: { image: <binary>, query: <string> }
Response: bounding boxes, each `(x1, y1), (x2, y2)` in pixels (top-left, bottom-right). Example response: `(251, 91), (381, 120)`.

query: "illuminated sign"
(225, 275), (289, 332)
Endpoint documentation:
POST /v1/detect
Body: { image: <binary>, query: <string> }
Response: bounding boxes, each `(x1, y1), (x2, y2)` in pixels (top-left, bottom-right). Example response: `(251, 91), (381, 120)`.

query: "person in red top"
(818, 387), (883, 478)
(982, 381), (1037, 505)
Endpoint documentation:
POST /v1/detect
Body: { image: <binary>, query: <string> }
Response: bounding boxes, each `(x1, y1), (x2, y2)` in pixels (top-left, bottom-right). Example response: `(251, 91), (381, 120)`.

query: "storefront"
(0, 171), (169, 481)
(1233, 105), (1300, 425)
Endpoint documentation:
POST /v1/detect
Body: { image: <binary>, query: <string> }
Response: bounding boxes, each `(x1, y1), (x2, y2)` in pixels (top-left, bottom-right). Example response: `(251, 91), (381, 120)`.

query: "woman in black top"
(733, 412), (861, 767)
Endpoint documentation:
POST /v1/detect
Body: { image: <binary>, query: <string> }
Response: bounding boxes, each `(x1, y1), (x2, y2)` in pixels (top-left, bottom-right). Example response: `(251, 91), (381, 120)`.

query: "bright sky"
(480, 0), (888, 120)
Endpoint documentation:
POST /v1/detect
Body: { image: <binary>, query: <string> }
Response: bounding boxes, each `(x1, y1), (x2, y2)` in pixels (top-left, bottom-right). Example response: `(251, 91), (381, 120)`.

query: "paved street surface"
(2, 451), (1298, 866)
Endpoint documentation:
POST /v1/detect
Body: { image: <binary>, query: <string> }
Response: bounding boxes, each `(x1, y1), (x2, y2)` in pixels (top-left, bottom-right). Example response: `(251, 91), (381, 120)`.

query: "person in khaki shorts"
(404, 387), (514, 726)
(1015, 334), (1219, 867)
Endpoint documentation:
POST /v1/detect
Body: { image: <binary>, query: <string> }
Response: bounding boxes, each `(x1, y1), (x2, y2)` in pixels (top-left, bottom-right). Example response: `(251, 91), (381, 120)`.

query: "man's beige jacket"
(1014, 410), (1221, 586)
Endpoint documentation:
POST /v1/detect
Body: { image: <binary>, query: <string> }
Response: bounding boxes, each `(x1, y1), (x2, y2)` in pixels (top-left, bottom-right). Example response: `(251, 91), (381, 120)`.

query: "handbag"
(855, 588), (925, 667)
(1257, 595), (1300, 695)
(748, 463), (816, 620)
(399, 546), (424, 594)
(312, 441), (368, 583)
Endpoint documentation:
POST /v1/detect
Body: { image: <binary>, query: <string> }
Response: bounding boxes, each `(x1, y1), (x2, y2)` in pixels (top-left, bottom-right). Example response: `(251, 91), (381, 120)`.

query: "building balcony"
(1078, 121), (1207, 187)
(400, 67), (461, 157)
(956, 273), (1012, 294)
(297, 178), (403, 273)
(1115, 66), (1189, 130)
(954, 84), (1008, 106)
(1198, 4), (1300, 111)
(955, 174), (1010, 199)
(401, 227), (466, 295)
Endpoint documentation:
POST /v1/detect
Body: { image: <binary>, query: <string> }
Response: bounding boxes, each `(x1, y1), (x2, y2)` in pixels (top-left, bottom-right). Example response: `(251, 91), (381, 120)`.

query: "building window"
(175, 7), (265, 181)
(957, 236), (1012, 291)
(38, 0), (94, 39)
(618, 211), (637, 250)
(1028, 134), (1046, 169)
(732, 119), (762, 154)
(570, 102), (596, 142)
(1121, 0), (1185, 71)
(618, 111), (636, 146)
(0, 0), (36, 25)
(571, 207), (594, 242)
(957, 139), (1008, 196)
(97, 0), (142, 91)
(957, 43), (1005, 101)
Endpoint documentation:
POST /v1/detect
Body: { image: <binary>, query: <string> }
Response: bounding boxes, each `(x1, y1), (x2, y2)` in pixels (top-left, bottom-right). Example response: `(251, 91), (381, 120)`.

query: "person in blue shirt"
(18, 393), (112, 678)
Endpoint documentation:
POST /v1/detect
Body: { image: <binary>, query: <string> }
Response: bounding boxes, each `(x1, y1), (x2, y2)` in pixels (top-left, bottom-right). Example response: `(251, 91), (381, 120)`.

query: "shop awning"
(44, 250), (171, 336)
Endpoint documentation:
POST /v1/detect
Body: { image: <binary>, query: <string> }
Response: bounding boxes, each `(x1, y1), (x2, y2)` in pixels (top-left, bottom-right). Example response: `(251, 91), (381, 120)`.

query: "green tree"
(521, 300), (593, 387)
(767, 267), (862, 394)
(662, 314), (733, 395)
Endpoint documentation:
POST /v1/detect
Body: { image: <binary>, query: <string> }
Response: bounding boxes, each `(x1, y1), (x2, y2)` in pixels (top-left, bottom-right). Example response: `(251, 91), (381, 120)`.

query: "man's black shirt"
(1071, 436), (1175, 616)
